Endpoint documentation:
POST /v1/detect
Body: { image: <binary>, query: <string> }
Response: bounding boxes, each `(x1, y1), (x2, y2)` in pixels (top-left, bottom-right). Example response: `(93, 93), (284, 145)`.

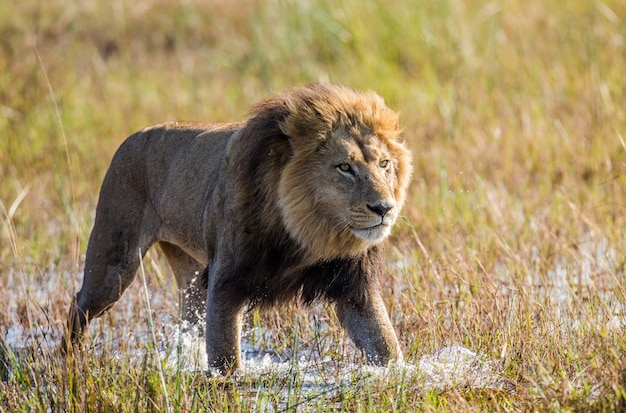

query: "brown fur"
(67, 83), (413, 373)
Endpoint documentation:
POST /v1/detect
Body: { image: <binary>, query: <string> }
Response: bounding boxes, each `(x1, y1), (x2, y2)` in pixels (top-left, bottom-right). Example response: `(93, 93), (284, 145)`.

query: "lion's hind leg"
(68, 224), (156, 344)
(67, 167), (159, 347)
(159, 242), (207, 332)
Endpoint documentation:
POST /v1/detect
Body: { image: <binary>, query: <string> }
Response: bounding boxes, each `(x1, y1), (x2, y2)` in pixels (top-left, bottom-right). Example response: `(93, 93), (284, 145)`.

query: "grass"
(1, 0), (625, 411)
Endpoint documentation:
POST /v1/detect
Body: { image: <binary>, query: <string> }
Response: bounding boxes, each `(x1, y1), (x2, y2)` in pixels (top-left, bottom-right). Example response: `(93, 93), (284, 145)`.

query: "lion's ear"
(278, 100), (328, 142)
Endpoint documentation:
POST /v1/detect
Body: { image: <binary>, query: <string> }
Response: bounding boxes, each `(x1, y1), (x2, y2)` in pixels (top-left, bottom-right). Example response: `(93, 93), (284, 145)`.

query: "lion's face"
(278, 122), (412, 261)
(319, 127), (399, 244)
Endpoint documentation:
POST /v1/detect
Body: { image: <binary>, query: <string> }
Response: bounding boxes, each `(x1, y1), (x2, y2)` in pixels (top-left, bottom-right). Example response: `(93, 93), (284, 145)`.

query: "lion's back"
(105, 121), (239, 193)
(98, 122), (242, 253)
(136, 121), (240, 168)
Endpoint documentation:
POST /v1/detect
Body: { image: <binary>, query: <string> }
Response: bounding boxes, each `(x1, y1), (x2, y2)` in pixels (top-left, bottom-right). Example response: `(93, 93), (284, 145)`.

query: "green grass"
(1, 0), (625, 411)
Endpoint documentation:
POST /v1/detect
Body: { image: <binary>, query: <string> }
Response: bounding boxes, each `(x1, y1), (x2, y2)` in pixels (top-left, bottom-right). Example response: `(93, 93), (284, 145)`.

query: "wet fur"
(67, 83), (413, 373)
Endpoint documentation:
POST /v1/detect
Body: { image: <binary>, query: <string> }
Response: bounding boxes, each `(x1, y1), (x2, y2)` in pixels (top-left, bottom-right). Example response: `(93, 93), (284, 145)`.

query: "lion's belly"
(156, 225), (209, 266)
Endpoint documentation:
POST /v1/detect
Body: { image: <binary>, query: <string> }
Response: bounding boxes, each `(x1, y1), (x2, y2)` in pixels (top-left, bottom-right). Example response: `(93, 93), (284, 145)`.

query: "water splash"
(416, 345), (506, 390)
(164, 328), (507, 392)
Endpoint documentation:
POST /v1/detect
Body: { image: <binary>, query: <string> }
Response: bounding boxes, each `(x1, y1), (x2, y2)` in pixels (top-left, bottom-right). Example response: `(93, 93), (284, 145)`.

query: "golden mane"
(242, 83), (412, 260)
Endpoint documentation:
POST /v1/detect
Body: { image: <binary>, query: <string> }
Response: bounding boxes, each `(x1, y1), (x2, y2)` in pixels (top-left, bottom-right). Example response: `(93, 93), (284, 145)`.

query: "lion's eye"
(337, 163), (354, 175)
(380, 159), (390, 169)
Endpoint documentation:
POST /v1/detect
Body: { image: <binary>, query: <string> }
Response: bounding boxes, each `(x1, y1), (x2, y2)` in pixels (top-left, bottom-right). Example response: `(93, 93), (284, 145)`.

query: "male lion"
(67, 83), (413, 373)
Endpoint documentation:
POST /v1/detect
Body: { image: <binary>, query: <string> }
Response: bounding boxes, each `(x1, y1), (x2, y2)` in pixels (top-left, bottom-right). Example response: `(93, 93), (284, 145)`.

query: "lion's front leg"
(204, 270), (247, 374)
(335, 289), (403, 366)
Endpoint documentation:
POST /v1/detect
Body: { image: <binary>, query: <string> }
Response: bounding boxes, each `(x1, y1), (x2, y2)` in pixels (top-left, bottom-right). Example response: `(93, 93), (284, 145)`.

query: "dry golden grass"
(1, 0), (625, 411)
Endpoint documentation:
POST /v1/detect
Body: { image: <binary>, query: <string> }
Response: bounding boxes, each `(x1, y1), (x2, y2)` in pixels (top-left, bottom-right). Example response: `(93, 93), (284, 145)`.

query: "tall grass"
(1, 0), (625, 411)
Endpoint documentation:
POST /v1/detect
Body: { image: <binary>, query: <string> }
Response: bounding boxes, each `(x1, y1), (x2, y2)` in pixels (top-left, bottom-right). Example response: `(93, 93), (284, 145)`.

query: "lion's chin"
(351, 224), (391, 244)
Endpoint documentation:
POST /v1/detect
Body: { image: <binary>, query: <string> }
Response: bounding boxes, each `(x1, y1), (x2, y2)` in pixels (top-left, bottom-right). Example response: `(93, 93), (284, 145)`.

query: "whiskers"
(395, 215), (410, 227)
(333, 219), (353, 235)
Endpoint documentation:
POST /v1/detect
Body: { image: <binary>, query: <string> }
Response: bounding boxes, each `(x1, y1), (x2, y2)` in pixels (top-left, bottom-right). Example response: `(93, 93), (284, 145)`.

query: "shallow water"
(163, 328), (508, 393)
(2, 305), (508, 395)
(1, 232), (621, 406)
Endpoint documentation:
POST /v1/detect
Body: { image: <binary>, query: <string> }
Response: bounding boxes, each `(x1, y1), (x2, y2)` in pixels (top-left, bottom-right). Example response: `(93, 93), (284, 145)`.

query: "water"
(0, 266), (510, 394)
(164, 329), (508, 392)
(2, 232), (621, 407)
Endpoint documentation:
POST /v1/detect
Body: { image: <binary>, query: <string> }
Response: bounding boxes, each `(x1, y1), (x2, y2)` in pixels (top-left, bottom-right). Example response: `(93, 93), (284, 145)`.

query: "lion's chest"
(226, 246), (366, 308)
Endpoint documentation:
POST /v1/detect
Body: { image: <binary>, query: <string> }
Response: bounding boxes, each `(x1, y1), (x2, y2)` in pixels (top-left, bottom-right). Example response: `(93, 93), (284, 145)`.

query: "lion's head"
(253, 84), (413, 261)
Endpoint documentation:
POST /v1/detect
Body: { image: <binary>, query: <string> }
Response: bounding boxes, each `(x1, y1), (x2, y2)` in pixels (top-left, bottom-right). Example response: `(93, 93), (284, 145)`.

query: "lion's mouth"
(350, 222), (391, 242)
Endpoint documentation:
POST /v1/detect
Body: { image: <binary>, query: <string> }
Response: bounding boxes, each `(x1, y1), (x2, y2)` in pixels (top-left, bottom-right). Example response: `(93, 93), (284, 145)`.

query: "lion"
(67, 83), (413, 373)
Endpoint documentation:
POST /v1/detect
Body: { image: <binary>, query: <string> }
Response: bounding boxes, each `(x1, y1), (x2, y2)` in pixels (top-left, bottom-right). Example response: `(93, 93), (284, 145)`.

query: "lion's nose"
(367, 202), (395, 217)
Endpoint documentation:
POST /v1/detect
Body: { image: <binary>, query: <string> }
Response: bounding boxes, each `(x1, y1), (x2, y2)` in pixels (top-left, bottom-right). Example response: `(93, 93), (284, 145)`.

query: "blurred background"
(2, 0), (624, 262)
